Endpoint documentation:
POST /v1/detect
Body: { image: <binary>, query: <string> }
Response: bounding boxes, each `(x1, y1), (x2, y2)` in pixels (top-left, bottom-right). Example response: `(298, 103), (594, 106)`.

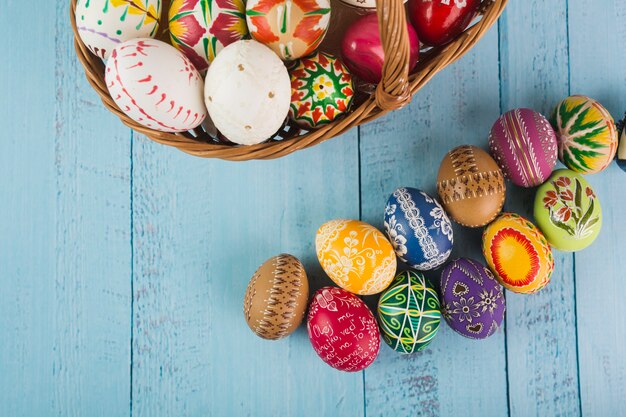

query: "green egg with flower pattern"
(377, 270), (441, 354)
(534, 169), (602, 252)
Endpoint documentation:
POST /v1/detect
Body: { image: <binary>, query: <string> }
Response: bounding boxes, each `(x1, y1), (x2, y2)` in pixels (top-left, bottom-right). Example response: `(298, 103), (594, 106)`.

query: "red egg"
(408, 0), (480, 47)
(341, 13), (419, 84)
(307, 287), (380, 372)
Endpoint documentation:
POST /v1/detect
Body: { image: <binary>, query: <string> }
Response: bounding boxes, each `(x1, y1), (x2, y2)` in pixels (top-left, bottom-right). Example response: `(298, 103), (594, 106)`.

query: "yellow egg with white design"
(316, 219), (397, 295)
(76, 0), (162, 60)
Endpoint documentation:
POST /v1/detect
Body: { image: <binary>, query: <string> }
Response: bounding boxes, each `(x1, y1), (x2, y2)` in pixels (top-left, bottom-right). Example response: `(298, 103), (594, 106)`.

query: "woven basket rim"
(71, 0), (508, 161)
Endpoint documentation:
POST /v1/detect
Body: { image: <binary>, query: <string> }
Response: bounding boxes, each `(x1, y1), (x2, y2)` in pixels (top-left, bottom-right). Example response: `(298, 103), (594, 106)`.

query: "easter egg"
(243, 254), (309, 340)
(534, 169), (602, 252)
(482, 213), (554, 294)
(618, 124), (626, 172)
(408, 0), (480, 46)
(550, 95), (618, 174)
(437, 145), (506, 228)
(489, 108), (558, 187)
(105, 38), (207, 133)
(377, 270), (441, 353)
(289, 52), (355, 129)
(168, 0), (248, 73)
(337, 0), (407, 9)
(76, 0), (161, 59)
(246, 0), (331, 61)
(316, 219), (397, 295)
(341, 13), (420, 84)
(204, 40), (291, 145)
(440, 258), (505, 339)
(307, 287), (380, 371)
(383, 188), (453, 270)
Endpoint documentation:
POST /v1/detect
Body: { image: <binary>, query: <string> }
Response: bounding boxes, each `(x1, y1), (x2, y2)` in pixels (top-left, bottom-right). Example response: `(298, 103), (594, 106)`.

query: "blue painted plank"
(0, 2), (132, 416)
(360, 27), (509, 417)
(568, 0), (626, 415)
(130, 136), (363, 416)
(498, 1), (581, 416)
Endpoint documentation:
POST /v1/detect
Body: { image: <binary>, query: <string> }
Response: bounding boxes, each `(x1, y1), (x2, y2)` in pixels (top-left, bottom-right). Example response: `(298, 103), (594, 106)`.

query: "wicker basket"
(71, 0), (507, 161)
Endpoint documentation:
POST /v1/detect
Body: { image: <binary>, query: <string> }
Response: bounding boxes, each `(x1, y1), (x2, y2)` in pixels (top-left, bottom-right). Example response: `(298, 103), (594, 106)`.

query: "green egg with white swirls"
(377, 270), (441, 354)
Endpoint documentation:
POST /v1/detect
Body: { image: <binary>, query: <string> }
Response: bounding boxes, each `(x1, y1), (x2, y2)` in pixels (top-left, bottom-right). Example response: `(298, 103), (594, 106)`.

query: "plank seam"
(357, 125), (367, 417)
(129, 130), (135, 417)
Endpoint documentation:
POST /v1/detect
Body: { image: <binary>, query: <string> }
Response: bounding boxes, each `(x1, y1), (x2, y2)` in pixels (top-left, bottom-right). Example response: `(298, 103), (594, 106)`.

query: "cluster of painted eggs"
(78, 0), (484, 145)
(239, 95), (624, 373)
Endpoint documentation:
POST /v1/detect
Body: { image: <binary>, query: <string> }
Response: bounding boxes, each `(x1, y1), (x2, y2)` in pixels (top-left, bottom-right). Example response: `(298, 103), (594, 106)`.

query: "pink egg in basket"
(341, 13), (419, 84)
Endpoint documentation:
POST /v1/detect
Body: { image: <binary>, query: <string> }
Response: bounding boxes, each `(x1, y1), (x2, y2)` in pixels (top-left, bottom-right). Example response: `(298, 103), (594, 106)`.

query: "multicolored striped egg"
(168, 0), (248, 73)
(437, 145), (506, 227)
(377, 270), (441, 354)
(489, 108), (558, 187)
(289, 52), (354, 129)
(482, 213), (554, 294)
(534, 169), (602, 252)
(550, 95), (618, 174)
(316, 219), (397, 295)
(246, 0), (331, 61)
(440, 258), (505, 339)
(383, 187), (453, 270)
(76, 0), (161, 60)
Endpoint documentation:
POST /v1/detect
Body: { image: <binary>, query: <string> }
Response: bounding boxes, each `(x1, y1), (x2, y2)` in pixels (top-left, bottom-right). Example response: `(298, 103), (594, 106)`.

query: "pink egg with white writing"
(307, 287), (380, 372)
(105, 38), (207, 133)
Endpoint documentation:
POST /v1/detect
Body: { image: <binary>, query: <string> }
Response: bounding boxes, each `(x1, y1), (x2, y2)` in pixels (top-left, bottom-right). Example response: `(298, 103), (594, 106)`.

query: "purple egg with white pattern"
(440, 258), (505, 340)
(489, 108), (558, 188)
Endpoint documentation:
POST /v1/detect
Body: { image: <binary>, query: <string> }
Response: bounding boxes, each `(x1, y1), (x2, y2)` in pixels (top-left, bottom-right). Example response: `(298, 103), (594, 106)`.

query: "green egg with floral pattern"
(377, 270), (441, 354)
(534, 169), (602, 252)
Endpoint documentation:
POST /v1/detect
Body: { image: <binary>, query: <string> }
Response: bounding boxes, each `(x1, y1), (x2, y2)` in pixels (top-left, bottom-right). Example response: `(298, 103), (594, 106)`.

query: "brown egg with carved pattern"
(437, 145), (506, 228)
(243, 254), (309, 340)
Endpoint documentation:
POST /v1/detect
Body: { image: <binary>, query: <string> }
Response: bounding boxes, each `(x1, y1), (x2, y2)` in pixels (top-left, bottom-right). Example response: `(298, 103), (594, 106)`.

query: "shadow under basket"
(71, 0), (507, 161)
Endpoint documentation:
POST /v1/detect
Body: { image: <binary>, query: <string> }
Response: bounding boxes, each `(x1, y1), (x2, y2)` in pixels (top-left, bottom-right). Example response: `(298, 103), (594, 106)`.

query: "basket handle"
(374, 0), (412, 111)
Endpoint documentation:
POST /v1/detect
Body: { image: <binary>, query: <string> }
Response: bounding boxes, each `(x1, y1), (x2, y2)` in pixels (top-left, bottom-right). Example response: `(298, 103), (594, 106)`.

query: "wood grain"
(498, 1), (581, 416)
(360, 28), (509, 417)
(130, 135), (364, 416)
(568, 0), (626, 415)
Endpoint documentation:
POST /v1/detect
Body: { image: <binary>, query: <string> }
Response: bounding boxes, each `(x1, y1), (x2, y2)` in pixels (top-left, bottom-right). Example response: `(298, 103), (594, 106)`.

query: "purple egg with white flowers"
(384, 187), (453, 271)
(489, 108), (558, 187)
(440, 258), (505, 339)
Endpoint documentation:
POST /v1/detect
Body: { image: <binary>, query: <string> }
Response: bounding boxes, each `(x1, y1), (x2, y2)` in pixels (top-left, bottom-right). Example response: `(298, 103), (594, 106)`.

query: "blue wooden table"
(1, 1), (625, 416)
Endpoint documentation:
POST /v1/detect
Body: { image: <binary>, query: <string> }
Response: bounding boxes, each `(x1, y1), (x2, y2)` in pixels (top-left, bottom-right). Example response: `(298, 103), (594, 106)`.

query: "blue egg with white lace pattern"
(384, 187), (454, 271)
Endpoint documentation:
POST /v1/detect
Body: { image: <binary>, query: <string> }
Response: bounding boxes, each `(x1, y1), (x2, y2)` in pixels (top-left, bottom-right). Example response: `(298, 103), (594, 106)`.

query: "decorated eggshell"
(337, 0), (407, 9)
(289, 52), (354, 129)
(440, 258), (505, 339)
(383, 188), (453, 270)
(550, 95), (618, 174)
(204, 40), (291, 145)
(76, 0), (161, 59)
(534, 169), (602, 252)
(341, 13), (419, 84)
(482, 213), (554, 294)
(436, 145), (506, 228)
(377, 270), (441, 354)
(489, 108), (558, 187)
(168, 0), (248, 73)
(105, 38), (207, 133)
(316, 219), (397, 295)
(618, 121), (626, 172)
(243, 254), (309, 340)
(246, 0), (331, 61)
(307, 287), (380, 372)
(408, 0), (480, 46)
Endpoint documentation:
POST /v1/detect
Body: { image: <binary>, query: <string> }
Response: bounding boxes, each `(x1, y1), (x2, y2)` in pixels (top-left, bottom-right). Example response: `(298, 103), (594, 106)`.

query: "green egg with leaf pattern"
(534, 169), (602, 252)
(377, 270), (441, 354)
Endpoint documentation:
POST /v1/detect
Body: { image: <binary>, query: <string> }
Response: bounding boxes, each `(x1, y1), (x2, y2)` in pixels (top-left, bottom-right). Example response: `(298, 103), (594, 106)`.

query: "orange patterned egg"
(482, 213), (554, 294)
(316, 219), (397, 295)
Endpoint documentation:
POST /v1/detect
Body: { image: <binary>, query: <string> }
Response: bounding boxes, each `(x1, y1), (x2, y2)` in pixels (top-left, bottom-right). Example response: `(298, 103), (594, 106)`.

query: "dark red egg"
(408, 0), (481, 47)
(307, 287), (380, 372)
(341, 13), (419, 84)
